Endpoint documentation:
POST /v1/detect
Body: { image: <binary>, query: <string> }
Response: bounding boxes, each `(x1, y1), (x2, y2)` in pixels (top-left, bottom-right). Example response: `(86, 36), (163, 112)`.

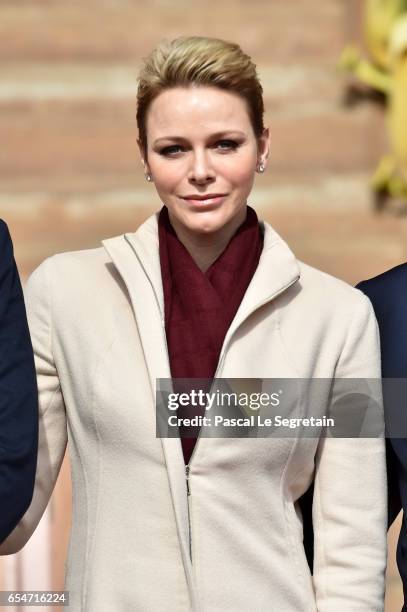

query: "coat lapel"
(212, 220), (300, 373)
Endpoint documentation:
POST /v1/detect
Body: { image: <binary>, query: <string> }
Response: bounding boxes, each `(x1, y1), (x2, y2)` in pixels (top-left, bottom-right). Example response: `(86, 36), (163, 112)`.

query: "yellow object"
(340, 1), (407, 205)
(388, 15), (407, 192)
(364, 0), (407, 68)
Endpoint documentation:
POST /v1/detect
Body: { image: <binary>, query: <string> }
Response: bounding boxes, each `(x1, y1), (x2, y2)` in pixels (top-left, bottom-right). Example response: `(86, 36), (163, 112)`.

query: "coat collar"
(103, 211), (301, 330)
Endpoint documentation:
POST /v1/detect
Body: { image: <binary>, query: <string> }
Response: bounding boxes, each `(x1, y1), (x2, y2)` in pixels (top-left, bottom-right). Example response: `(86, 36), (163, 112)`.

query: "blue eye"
(160, 145), (183, 156)
(216, 140), (239, 150)
(158, 140), (239, 156)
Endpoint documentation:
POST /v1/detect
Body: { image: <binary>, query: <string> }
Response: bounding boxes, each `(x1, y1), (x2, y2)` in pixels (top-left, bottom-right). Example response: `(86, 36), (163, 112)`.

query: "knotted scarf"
(158, 204), (263, 463)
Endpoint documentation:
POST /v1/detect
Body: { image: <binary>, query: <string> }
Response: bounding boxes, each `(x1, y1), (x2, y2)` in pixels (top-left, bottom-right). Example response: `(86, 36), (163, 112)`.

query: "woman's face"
(139, 85), (269, 237)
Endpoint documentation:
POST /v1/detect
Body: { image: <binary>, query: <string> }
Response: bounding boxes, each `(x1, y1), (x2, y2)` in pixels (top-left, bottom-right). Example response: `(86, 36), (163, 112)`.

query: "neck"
(168, 207), (247, 273)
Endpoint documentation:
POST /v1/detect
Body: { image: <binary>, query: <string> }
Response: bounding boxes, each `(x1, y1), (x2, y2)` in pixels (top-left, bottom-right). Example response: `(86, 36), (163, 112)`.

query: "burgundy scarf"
(158, 205), (263, 463)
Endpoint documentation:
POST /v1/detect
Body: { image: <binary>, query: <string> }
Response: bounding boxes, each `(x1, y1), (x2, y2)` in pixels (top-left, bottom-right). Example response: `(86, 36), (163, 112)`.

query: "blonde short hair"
(136, 36), (265, 155)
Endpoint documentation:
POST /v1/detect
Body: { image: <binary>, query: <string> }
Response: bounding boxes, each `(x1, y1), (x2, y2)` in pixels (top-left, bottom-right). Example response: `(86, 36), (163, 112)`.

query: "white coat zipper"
(185, 465), (192, 561)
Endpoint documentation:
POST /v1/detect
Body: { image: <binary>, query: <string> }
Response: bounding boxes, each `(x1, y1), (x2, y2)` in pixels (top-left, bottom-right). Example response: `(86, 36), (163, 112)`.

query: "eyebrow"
(152, 130), (247, 146)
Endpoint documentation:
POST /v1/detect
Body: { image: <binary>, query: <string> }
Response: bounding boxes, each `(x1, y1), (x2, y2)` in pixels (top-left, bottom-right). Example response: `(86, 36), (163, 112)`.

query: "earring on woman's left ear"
(257, 163), (265, 173)
(145, 173), (153, 182)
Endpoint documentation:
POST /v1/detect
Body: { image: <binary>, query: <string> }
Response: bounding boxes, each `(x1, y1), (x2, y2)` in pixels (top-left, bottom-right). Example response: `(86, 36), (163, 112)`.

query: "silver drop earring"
(257, 163), (265, 173)
(145, 173), (152, 182)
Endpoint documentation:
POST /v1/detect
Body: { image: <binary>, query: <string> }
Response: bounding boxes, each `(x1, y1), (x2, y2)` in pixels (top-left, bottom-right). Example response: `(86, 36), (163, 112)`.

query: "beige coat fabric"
(0, 213), (387, 611)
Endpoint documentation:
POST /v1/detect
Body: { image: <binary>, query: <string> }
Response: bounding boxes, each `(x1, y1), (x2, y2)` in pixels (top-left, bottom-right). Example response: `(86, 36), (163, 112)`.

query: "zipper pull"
(186, 465), (191, 495)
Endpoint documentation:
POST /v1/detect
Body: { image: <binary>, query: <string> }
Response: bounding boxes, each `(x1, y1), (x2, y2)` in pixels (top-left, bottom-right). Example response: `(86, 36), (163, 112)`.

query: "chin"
(183, 209), (232, 235)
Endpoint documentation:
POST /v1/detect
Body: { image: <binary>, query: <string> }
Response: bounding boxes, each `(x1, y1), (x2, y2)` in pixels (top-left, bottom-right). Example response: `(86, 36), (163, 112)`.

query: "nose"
(188, 149), (215, 184)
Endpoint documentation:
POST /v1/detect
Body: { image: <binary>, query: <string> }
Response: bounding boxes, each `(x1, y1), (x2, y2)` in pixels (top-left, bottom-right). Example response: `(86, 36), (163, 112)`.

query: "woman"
(0, 36), (387, 611)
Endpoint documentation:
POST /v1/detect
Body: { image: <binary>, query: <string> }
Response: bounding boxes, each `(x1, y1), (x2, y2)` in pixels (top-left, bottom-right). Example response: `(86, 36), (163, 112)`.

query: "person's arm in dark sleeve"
(0, 219), (38, 544)
(356, 278), (402, 528)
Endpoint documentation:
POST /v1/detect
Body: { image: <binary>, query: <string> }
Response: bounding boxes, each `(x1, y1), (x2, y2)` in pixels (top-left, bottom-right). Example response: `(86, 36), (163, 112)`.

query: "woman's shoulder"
(24, 241), (135, 336)
(261, 222), (369, 309)
(50, 244), (110, 267)
(292, 260), (373, 324)
(29, 244), (112, 284)
(25, 243), (122, 311)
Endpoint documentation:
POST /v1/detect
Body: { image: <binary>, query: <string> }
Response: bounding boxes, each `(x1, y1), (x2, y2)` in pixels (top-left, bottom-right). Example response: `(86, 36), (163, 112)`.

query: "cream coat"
(0, 213), (387, 611)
